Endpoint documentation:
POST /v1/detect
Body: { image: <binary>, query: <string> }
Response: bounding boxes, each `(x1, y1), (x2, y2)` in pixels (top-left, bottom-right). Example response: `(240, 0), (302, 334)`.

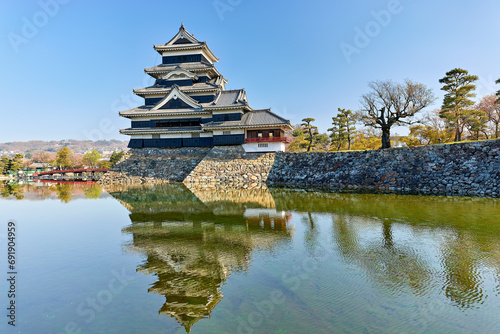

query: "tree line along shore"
(289, 68), (500, 152)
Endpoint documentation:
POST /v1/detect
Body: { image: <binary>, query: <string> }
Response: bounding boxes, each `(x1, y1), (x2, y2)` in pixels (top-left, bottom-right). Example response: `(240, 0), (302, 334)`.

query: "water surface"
(1, 181), (499, 333)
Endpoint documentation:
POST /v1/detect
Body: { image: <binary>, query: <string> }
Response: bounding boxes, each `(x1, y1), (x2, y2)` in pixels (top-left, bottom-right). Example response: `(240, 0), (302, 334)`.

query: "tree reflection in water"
(271, 189), (500, 310)
(0, 182), (24, 199)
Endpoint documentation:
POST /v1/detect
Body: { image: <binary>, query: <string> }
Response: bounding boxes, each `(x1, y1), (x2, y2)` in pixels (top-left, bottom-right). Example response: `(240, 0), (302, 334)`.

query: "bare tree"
(358, 79), (436, 149)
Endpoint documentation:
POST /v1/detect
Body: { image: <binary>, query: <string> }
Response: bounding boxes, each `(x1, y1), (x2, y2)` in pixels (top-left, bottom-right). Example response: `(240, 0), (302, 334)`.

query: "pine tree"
(301, 118), (317, 152)
(9, 154), (24, 173)
(439, 68), (478, 142)
(109, 150), (125, 166)
(0, 157), (10, 174)
(341, 109), (356, 150)
(328, 114), (347, 151)
(464, 110), (488, 140)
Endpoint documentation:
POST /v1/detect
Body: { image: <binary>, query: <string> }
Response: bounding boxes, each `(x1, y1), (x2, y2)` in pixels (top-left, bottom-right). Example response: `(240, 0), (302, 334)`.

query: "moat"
(1, 182), (499, 333)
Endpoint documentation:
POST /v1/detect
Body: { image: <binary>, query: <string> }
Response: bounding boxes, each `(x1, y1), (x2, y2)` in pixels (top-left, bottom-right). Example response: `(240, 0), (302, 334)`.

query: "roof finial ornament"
(180, 21), (184, 29)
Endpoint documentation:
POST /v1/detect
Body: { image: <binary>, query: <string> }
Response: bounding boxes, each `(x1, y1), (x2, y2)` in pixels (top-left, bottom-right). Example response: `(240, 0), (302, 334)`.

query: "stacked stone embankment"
(99, 140), (499, 197)
(267, 140), (500, 197)
(99, 147), (210, 185)
(183, 146), (275, 187)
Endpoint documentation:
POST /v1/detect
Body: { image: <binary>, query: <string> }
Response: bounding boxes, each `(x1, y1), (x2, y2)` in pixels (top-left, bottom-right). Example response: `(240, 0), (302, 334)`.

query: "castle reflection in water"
(107, 183), (294, 332)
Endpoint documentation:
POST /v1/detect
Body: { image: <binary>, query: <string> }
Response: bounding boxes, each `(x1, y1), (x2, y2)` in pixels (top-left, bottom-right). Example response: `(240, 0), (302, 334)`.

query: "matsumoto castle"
(120, 23), (292, 152)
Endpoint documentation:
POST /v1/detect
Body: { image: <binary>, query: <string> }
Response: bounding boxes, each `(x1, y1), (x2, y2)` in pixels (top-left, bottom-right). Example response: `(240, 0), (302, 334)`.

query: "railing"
(244, 137), (290, 143)
(33, 168), (109, 177)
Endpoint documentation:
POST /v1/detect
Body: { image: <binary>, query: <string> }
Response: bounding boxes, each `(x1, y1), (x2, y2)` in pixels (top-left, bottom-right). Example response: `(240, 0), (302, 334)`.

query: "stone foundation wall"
(99, 147), (210, 184)
(100, 146), (274, 186)
(99, 140), (500, 197)
(183, 146), (275, 187)
(267, 140), (500, 197)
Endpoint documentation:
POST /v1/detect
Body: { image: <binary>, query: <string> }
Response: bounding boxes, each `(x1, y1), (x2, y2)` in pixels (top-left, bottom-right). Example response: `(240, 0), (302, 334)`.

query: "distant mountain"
(0, 139), (128, 156)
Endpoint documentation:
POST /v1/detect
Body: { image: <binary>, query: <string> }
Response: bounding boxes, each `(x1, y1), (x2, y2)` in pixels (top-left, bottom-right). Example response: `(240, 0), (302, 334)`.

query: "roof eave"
(153, 44), (219, 62)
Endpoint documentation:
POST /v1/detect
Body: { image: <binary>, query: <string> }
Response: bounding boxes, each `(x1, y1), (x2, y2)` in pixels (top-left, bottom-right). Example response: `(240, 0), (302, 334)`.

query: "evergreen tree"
(98, 160), (111, 169)
(328, 114), (347, 151)
(9, 154), (24, 173)
(0, 157), (10, 174)
(464, 110), (488, 140)
(109, 150), (125, 166)
(439, 68), (478, 142)
(55, 147), (74, 170)
(314, 133), (330, 151)
(329, 108), (356, 150)
(301, 118), (318, 152)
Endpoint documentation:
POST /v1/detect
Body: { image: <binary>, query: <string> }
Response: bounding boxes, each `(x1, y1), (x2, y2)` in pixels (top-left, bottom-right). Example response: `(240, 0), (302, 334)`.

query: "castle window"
(258, 143), (269, 148)
(191, 133), (200, 138)
(152, 134), (160, 139)
(223, 131), (231, 135)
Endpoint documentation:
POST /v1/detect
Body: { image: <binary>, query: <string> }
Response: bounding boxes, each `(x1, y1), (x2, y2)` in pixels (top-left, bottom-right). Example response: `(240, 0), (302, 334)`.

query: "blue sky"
(1, 0), (499, 142)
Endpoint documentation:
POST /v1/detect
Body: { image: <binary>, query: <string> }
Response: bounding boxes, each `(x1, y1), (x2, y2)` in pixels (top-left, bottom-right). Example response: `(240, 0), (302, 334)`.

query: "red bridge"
(33, 168), (109, 177)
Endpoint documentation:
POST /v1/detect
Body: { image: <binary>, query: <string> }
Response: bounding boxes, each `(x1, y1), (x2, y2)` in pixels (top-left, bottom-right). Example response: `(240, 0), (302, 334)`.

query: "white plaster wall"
(131, 134), (153, 139)
(213, 129), (244, 135)
(242, 142), (285, 152)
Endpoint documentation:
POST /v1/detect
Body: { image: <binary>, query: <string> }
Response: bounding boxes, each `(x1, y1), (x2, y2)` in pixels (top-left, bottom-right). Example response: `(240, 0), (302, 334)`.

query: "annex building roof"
(202, 109), (292, 130)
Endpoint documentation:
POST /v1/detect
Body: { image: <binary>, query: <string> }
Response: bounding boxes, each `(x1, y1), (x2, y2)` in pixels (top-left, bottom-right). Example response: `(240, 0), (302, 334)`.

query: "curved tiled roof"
(203, 90), (248, 109)
(134, 82), (222, 96)
(202, 109), (292, 130)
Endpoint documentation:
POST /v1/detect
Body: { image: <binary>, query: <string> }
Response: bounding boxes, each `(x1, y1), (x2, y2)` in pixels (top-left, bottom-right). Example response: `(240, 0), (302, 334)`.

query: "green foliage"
(464, 109), (488, 140)
(109, 150), (125, 166)
(439, 68), (479, 141)
(82, 149), (101, 168)
(25, 152), (32, 159)
(292, 128), (303, 138)
(0, 182), (24, 200)
(401, 124), (452, 147)
(314, 133), (330, 151)
(288, 125), (308, 152)
(288, 124), (329, 152)
(83, 184), (102, 199)
(0, 157), (10, 175)
(55, 147), (74, 169)
(301, 118), (318, 152)
(98, 160), (111, 169)
(328, 108), (356, 151)
(52, 183), (74, 203)
(9, 154), (24, 173)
